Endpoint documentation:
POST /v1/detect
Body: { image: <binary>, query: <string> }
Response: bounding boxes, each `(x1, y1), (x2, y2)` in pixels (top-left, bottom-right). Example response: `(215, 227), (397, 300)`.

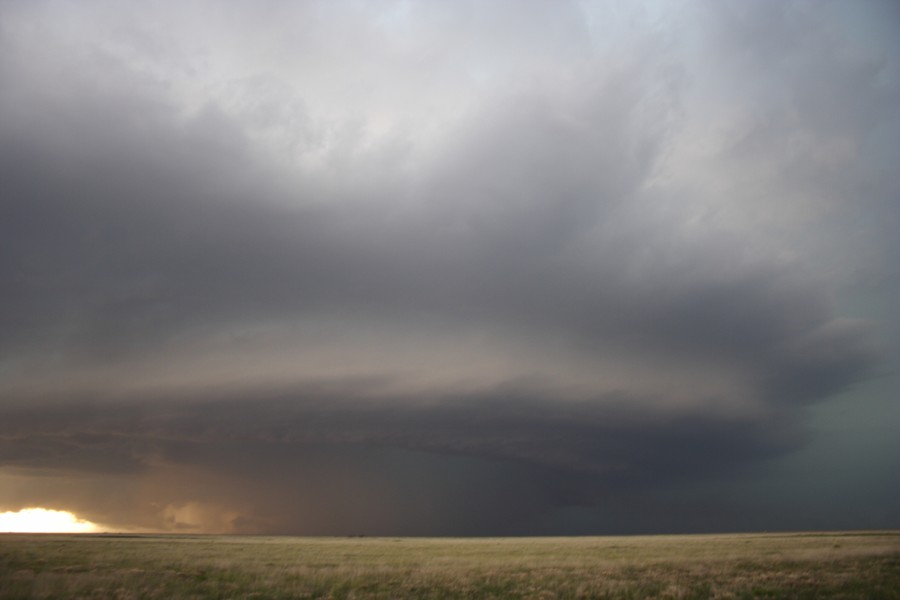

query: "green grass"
(1, 531), (898, 598)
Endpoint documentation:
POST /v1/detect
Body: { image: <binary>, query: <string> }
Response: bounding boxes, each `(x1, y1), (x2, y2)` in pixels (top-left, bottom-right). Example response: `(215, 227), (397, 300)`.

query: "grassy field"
(1, 531), (898, 599)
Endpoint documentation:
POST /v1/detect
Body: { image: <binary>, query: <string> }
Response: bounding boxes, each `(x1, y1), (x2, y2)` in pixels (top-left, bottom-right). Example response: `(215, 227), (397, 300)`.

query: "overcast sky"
(1, 0), (898, 535)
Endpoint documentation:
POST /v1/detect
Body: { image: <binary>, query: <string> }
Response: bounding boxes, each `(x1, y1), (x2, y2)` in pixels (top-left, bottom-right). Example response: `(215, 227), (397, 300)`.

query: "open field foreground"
(1, 532), (899, 599)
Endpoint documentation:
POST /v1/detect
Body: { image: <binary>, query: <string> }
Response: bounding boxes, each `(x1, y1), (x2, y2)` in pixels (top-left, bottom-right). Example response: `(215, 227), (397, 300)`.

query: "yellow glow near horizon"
(0, 508), (101, 533)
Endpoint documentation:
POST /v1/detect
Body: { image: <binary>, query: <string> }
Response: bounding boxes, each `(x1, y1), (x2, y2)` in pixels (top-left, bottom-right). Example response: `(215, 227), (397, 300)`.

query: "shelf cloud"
(1, 0), (897, 534)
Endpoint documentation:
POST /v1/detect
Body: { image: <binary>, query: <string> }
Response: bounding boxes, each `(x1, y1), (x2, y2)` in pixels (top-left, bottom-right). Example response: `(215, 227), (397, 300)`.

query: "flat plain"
(1, 531), (898, 599)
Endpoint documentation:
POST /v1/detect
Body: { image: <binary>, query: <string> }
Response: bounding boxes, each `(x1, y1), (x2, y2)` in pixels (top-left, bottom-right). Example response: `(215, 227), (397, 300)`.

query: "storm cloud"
(1, 0), (897, 534)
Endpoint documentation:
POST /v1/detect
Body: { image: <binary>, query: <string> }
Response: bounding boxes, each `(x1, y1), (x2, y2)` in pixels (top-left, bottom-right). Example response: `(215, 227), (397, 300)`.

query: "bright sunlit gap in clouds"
(0, 508), (102, 533)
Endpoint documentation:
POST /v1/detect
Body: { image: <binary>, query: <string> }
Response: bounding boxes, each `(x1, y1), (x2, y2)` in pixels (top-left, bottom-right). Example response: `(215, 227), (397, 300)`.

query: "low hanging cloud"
(0, 0), (895, 533)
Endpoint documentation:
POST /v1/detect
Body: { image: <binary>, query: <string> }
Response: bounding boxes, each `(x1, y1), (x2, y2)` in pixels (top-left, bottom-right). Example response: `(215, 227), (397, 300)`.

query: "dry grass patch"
(0, 531), (898, 598)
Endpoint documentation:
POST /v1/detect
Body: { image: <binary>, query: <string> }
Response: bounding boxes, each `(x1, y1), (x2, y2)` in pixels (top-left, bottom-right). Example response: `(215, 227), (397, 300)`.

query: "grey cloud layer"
(0, 0), (895, 533)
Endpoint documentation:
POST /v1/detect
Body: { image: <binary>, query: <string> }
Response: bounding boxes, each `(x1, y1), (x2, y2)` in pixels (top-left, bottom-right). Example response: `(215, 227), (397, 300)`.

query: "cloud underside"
(0, 0), (894, 533)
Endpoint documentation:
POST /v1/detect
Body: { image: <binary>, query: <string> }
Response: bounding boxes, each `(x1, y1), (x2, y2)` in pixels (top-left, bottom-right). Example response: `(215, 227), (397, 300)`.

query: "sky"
(1, 0), (898, 536)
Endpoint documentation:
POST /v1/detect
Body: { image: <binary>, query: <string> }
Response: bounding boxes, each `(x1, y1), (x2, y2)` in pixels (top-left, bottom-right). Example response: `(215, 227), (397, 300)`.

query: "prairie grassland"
(1, 531), (898, 599)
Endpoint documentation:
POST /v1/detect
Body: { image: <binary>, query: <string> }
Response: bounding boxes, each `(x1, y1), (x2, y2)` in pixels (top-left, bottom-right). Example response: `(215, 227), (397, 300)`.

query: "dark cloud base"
(0, 378), (859, 534)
